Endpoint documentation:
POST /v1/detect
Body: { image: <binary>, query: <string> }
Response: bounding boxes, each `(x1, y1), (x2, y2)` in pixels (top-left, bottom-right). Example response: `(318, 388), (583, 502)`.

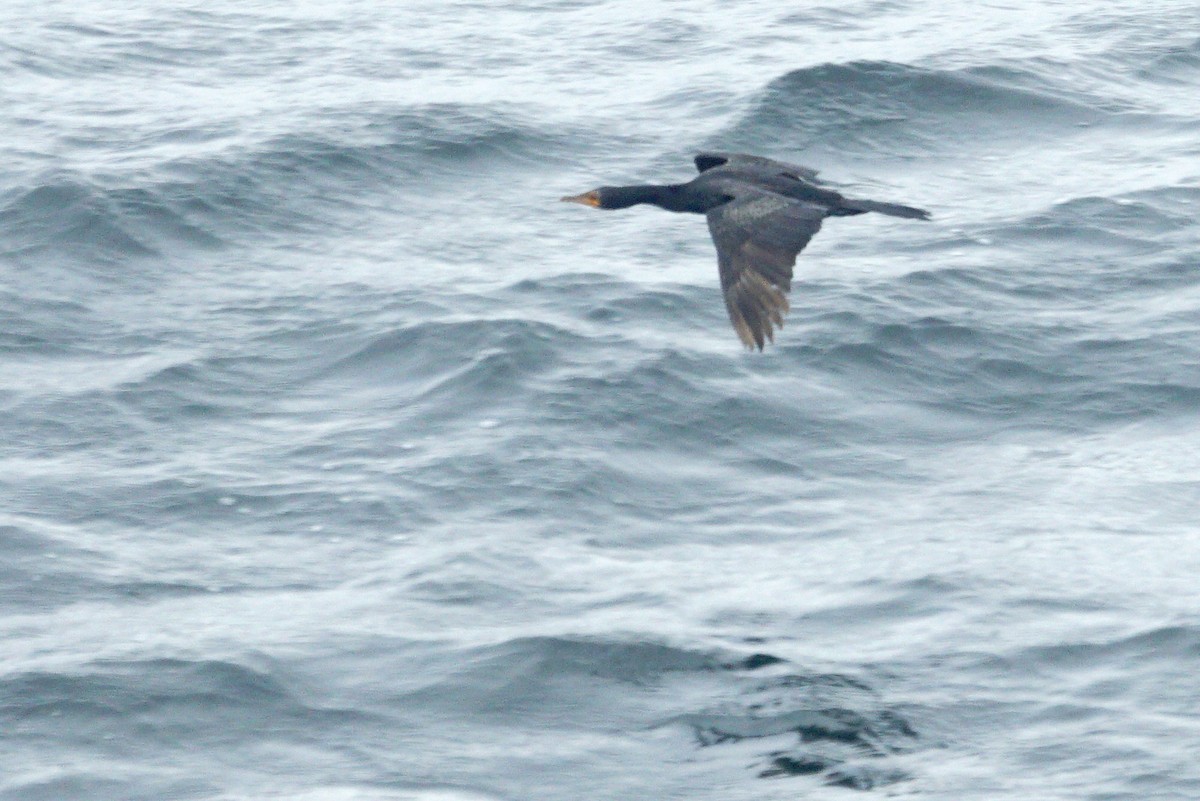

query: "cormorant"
(562, 152), (930, 350)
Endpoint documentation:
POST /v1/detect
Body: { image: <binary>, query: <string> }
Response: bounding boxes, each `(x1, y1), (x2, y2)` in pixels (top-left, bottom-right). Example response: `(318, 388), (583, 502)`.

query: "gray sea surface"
(3, 1), (1200, 799)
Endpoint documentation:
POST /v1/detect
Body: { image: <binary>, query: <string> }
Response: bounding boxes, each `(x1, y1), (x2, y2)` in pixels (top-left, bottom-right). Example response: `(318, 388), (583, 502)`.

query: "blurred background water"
(2, 1), (1199, 799)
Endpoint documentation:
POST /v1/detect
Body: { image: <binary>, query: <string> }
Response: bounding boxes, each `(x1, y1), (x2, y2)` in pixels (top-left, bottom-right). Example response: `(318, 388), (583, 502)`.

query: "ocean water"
(2, 1), (1200, 799)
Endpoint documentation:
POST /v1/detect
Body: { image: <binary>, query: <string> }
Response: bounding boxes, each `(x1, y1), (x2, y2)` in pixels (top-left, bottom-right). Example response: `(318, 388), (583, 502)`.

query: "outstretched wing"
(706, 191), (826, 350)
(694, 152), (821, 183)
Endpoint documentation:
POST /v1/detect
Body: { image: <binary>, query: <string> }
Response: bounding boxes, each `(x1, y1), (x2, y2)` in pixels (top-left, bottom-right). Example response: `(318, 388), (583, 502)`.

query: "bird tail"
(840, 198), (931, 220)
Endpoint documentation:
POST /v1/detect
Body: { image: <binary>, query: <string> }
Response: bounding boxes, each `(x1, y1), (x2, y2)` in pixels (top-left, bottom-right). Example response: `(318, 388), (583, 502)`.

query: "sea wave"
(1, 104), (573, 268)
(727, 60), (1122, 156)
(1139, 36), (1200, 80)
(0, 656), (372, 755)
(430, 636), (921, 790)
(986, 194), (1194, 255)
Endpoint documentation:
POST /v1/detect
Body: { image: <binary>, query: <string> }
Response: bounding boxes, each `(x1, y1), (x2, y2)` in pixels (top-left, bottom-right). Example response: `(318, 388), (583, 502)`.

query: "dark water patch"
(677, 670), (919, 789)
(734, 653), (788, 671)
(421, 638), (888, 717)
(376, 635), (918, 794)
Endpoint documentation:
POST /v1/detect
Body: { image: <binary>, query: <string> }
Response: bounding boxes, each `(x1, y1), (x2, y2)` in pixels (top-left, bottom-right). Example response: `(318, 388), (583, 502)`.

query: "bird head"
(561, 186), (662, 210)
(560, 188), (604, 208)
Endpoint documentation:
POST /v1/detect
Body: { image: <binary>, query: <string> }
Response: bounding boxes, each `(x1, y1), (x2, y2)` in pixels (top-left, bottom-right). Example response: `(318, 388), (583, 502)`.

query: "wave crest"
(728, 60), (1112, 155)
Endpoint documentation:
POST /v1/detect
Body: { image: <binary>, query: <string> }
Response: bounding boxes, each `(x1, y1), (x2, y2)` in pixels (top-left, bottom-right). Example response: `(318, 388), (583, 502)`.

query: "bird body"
(562, 152), (930, 350)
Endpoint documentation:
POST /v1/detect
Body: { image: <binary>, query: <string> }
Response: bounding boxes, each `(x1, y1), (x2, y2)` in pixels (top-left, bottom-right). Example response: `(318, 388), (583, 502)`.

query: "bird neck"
(604, 184), (693, 212)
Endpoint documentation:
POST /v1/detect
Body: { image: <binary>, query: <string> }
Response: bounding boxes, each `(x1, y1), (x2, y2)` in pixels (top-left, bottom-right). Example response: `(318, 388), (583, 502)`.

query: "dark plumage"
(562, 152), (930, 350)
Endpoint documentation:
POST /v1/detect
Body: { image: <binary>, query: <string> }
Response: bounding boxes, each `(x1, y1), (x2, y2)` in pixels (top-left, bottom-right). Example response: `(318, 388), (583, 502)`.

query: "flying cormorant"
(562, 152), (930, 350)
